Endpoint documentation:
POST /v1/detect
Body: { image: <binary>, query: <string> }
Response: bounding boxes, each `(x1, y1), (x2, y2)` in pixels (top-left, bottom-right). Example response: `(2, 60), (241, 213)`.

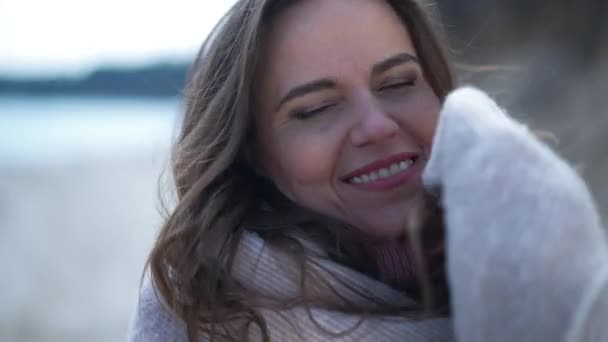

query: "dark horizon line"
(0, 61), (191, 98)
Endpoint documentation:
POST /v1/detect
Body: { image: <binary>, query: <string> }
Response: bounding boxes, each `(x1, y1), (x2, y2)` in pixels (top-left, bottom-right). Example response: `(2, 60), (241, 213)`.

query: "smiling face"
(254, 0), (441, 240)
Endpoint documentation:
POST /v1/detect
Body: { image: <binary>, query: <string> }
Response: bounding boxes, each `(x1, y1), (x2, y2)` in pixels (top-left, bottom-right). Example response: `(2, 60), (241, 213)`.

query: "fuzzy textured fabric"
(128, 87), (608, 341)
(424, 87), (608, 342)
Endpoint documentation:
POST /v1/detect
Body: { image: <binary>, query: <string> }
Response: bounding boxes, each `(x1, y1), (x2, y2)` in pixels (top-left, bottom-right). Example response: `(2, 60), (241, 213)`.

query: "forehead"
(262, 0), (417, 91)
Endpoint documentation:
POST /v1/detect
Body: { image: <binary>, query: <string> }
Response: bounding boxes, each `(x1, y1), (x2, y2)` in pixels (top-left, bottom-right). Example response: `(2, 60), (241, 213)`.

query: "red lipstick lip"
(341, 152), (419, 181)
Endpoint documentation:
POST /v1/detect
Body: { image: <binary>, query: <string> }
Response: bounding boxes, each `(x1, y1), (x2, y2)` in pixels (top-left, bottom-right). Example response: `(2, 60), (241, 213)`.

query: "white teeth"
(399, 159), (413, 171)
(369, 172), (378, 181)
(349, 158), (415, 184)
(390, 163), (400, 175)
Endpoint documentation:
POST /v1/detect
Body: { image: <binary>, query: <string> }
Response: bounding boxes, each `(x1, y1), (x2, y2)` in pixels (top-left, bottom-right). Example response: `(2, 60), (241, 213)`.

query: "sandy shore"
(0, 149), (171, 342)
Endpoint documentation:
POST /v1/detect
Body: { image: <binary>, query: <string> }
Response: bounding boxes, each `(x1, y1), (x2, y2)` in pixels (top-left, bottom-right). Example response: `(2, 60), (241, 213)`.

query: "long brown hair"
(147, 0), (455, 341)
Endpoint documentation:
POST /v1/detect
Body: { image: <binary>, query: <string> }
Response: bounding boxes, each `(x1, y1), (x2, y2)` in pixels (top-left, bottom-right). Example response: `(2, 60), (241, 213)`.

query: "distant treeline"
(0, 63), (189, 98)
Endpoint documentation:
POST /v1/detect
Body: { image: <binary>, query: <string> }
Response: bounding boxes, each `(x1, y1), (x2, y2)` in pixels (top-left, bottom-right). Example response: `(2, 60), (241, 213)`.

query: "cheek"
(265, 127), (342, 199)
(389, 87), (440, 149)
(416, 94), (441, 148)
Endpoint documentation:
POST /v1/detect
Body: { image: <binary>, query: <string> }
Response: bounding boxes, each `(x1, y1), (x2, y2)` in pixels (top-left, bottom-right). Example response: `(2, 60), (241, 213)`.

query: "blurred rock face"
(440, 0), (607, 64)
(436, 0), (608, 218)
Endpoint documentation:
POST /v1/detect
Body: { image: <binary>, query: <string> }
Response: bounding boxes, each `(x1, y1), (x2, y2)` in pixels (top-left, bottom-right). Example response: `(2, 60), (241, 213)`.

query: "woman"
(129, 0), (608, 341)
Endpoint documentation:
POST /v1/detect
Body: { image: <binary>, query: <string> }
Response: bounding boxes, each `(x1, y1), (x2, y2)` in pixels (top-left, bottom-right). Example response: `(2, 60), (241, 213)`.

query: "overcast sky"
(0, 0), (236, 78)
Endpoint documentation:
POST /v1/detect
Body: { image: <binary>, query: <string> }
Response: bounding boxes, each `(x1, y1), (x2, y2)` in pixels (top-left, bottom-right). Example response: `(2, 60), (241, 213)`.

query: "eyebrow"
(276, 52), (419, 110)
(371, 52), (419, 77)
(276, 78), (336, 110)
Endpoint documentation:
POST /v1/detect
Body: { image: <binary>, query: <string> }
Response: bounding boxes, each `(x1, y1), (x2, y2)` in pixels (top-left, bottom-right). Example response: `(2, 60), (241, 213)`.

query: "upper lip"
(341, 152), (419, 181)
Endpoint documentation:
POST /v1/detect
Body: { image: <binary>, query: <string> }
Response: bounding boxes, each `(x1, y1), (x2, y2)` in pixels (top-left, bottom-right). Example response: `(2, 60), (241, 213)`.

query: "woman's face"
(255, 0), (440, 240)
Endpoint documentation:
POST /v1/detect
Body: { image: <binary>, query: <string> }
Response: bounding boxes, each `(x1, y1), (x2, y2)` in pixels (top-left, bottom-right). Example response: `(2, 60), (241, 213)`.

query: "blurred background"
(0, 0), (606, 341)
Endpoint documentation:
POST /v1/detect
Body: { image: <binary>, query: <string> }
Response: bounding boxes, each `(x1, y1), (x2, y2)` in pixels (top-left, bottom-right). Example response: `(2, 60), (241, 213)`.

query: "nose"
(349, 98), (399, 146)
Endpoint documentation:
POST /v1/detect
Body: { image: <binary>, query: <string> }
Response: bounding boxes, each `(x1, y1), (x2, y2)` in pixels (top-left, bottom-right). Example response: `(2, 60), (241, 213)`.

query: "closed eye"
(291, 103), (335, 120)
(378, 78), (417, 92)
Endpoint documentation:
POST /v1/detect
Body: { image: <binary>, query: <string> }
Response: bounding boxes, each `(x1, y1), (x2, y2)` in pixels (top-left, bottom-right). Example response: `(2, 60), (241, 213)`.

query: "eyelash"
(291, 103), (335, 120)
(378, 77), (417, 91)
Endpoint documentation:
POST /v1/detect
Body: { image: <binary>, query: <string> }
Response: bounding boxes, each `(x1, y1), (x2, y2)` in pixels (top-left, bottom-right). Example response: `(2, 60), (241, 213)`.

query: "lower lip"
(345, 159), (421, 191)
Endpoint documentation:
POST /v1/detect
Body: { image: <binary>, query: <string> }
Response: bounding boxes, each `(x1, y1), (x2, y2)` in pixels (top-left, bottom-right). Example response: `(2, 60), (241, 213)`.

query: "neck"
(361, 209), (450, 310)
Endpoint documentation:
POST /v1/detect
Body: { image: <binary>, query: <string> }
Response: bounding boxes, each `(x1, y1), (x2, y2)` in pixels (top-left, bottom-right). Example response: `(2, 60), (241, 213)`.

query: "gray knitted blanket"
(128, 87), (608, 341)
